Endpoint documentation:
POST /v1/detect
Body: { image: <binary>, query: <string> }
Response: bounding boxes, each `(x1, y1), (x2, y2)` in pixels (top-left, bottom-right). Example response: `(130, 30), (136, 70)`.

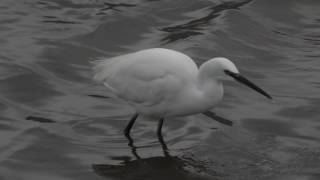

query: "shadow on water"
(99, 2), (136, 13)
(92, 134), (212, 180)
(160, 0), (252, 43)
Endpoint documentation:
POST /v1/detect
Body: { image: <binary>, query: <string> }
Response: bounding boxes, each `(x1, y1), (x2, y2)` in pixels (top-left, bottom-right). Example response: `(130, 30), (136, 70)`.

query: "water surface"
(0, 0), (320, 179)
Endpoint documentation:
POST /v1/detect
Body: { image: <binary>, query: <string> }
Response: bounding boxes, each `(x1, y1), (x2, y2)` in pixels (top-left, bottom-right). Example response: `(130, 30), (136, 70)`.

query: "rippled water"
(0, 0), (320, 179)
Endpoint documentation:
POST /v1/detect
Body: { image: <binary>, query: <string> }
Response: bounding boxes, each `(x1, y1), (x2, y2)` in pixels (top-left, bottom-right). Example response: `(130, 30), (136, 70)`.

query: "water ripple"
(0, 0), (320, 179)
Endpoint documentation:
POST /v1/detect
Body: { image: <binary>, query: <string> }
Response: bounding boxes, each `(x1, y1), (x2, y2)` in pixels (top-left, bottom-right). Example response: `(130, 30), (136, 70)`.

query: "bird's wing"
(92, 53), (183, 106)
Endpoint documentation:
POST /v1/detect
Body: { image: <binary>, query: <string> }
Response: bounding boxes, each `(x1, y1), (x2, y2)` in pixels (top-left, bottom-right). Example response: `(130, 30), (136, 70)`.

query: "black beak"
(224, 70), (272, 100)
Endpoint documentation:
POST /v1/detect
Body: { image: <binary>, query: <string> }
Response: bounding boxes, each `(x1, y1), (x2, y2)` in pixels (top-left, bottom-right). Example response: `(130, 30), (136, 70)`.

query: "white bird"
(93, 48), (272, 136)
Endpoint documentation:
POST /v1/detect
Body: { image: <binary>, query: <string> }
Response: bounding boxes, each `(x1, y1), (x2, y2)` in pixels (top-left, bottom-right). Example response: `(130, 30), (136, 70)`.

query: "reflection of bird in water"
(93, 48), (272, 137)
(125, 130), (170, 159)
(92, 134), (212, 180)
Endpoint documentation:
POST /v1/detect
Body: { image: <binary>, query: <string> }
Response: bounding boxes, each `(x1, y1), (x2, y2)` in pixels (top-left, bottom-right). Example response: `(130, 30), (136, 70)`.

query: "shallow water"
(0, 0), (320, 179)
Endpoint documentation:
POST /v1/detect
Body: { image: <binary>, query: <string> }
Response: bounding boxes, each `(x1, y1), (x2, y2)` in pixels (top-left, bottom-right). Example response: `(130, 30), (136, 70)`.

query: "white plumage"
(92, 48), (271, 135)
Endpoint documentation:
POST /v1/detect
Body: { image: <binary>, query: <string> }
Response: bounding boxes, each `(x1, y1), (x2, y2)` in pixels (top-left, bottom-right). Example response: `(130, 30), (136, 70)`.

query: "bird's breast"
(162, 83), (223, 117)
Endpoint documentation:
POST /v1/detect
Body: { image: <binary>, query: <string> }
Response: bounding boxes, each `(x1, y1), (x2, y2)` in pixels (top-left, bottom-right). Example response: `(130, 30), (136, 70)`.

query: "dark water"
(0, 0), (320, 179)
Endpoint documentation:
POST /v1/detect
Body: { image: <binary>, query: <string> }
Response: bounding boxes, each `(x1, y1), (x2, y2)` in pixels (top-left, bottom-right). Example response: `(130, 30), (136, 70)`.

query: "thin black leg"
(125, 133), (141, 160)
(156, 118), (170, 156)
(157, 130), (169, 157)
(157, 118), (164, 136)
(124, 113), (139, 136)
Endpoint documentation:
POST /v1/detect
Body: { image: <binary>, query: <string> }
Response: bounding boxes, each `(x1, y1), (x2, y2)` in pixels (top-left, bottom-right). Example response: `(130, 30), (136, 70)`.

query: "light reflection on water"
(0, 0), (320, 179)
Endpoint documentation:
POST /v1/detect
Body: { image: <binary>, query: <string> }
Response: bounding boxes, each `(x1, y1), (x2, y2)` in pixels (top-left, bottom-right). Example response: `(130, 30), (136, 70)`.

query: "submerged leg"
(124, 113), (139, 136)
(157, 118), (164, 136)
(156, 118), (170, 156)
(157, 129), (169, 156)
(125, 132), (141, 160)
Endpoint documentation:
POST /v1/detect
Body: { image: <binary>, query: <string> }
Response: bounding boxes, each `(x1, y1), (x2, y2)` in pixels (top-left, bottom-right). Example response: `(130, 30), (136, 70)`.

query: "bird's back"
(93, 48), (199, 115)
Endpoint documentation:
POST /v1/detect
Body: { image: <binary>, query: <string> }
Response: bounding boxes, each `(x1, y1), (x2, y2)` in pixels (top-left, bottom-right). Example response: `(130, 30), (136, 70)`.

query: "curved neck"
(191, 69), (223, 112)
(197, 77), (224, 104)
(168, 71), (224, 116)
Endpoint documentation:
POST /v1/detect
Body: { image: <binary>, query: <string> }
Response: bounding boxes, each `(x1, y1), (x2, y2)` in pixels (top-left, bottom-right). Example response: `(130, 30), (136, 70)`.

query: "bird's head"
(205, 57), (239, 81)
(201, 57), (272, 100)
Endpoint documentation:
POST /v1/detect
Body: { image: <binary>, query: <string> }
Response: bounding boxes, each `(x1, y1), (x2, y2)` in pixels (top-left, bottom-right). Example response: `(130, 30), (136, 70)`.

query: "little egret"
(93, 48), (272, 136)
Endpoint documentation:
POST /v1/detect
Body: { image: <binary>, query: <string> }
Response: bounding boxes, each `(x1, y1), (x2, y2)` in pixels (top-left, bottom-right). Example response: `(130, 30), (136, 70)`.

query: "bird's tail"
(91, 58), (111, 82)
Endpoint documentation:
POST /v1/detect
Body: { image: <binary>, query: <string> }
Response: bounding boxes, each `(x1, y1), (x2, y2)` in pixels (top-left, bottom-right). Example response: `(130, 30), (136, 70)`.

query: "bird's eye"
(224, 70), (233, 75)
(224, 70), (239, 78)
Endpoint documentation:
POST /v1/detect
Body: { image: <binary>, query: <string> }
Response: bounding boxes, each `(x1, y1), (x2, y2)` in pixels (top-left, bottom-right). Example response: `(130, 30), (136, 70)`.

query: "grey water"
(0, 0), (320, 179)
